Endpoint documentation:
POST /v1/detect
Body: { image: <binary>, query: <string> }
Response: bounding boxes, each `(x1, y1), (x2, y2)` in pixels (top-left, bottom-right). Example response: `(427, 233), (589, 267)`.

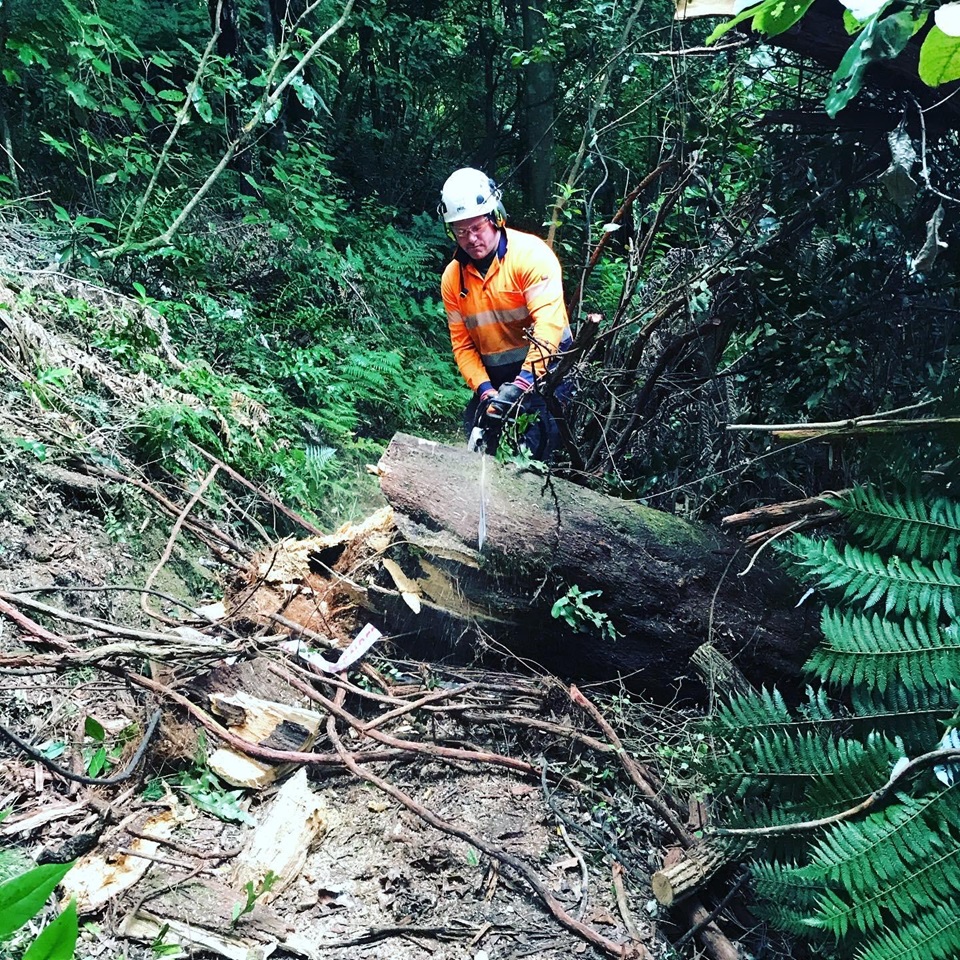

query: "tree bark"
(519, 0), (555, 216)
(374, 433), (817, 691)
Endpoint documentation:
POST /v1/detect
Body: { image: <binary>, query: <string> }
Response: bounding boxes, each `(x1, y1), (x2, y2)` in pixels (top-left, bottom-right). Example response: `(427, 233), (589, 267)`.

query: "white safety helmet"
(438, 168), (505, 224)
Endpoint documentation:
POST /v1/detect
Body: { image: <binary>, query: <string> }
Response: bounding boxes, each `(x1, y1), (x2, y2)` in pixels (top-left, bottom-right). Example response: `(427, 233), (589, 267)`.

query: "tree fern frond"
(854, 901), (960, 960)
(845, 684), (957, 752)
(709, 686), (795, 739)
(835, 486), (960, 564)
(783, 536), (960, 621)
(814, 837), (960, 936)
(750, 859), (829, 935)
(808, 788), (958, 902)
(716, 730), (898, 808)
(808, 608), (960, 694)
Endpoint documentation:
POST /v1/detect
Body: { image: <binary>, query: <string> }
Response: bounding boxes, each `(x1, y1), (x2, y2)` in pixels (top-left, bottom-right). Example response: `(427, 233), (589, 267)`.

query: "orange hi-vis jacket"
(441, 227), (572, 393)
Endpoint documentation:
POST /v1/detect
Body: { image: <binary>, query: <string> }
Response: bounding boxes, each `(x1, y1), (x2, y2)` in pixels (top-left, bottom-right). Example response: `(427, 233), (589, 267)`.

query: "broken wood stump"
(652, 836), (754, 907)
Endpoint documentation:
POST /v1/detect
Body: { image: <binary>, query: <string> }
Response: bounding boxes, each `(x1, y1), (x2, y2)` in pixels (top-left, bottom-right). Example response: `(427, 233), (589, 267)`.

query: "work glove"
(485, 375), (533, 422)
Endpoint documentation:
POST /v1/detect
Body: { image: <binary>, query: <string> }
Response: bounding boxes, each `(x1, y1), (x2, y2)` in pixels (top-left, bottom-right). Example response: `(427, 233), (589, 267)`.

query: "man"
(438, 167), (572, 460)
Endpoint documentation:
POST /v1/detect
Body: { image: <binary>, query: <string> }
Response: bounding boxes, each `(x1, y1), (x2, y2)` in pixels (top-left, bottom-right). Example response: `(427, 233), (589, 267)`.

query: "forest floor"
(0, 248), (762, 960)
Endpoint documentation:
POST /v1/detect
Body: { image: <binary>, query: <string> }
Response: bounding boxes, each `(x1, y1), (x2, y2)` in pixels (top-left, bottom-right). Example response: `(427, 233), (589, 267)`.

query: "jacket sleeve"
(441, 268), (489, 392)
(516, 242), (569, 380)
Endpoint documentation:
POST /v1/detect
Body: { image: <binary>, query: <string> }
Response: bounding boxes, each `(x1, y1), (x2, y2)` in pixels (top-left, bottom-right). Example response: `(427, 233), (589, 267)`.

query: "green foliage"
(174, 768), (254, 826)
(919, 26), (960, 86)
(230, 872), (278, 927)
(704, 485), (960, 959)
(709, 0), (943, 113)
(551, 584), (618, 642)
(0, 862), (77, 960)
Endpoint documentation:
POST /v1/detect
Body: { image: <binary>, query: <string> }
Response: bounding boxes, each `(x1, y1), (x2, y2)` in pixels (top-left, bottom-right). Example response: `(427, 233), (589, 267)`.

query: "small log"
(652, 837), (753, 907)
(690, 643), (755, 701)
(208, 692), (323, 789)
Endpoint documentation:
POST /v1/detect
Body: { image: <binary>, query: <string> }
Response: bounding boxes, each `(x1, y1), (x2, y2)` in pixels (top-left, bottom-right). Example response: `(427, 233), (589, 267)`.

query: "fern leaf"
(784, 536), (960, 622)
(808, 608), (960, 694)
(809, 789), (956, 902)
(835, 486), (960, 564)
(853, 898), (960, 960)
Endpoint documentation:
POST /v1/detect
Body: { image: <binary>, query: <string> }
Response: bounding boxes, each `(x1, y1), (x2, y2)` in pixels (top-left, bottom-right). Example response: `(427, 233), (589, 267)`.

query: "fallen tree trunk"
(371, 434), (818, 689)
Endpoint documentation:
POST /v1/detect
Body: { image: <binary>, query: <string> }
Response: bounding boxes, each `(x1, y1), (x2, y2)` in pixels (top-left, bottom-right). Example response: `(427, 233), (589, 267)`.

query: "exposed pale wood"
(120, 871), (318, 959)
(60, 805), (180, 914)
(0, 801), (86, 836)
(690, 643), (756, 701)
(231, 767), (328, 899)
(208, 692), (323, 788)
(653, 837), (752, 906)
(722, 491), (848, 528)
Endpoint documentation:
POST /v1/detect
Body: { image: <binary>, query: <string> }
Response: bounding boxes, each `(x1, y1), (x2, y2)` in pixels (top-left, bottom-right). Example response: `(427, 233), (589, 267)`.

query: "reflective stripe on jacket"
(441, 227), (572, 391)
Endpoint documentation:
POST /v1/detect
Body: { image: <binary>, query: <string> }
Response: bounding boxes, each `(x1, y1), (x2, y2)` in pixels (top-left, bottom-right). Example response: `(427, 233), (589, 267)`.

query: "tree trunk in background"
(519, 0), (554, 217)
(374, 434), (818, 693)
(209, 0), (252, 181)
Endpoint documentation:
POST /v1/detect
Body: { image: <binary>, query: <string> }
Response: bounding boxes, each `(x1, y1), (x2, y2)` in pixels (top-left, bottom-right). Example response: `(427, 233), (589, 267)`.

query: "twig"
(714, 747), (960, 838)
(0, 590), (223, 645)
(442, 709), (616, 754)
(722, 491), (849, 528)
(672, 871), (748, 950)
(0, 596), (78, 651)
(553, 793), (590, 920)
(737, 518), (806, 577)
(192, 445), (327, 538)
(81, 464), (251, 560)
(568, 685), (692, 845)
(124, 671), (408, 767)
(361, 683), (478, 731)
(612, 862), (640, 941)
(142, 465), (220, 623)
(0, 709), (161, 786)
(125, 827), (243, 860)
(271, 665), (544, 779)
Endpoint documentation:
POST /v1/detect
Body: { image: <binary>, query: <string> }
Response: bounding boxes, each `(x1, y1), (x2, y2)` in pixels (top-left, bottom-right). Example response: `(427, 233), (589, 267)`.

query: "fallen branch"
(142, 464), (220, 624)
(0, 596), (78, 651)
(193, 445), (327, 538)
(721, 491), (849, 528)
(272, 665), (544, 780)
(568, 685), (690, 841)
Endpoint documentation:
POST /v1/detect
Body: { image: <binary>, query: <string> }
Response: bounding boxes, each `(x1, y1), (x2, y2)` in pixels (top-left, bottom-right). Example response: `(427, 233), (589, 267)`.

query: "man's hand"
(485, 379), (530, 422)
